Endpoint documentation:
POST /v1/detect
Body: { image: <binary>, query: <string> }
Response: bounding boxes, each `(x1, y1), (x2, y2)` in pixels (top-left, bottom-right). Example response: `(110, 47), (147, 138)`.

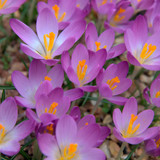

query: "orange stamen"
(107, 76), (120, 90)
(0, 0), (7, 9)
(155, 91), (160, 98)
(95, 41), (107, 51)
(44, 76), (52, 81)
(44, 102), (58, 115)
(114, 8), (125, 22)
(155, 138), (160, 148)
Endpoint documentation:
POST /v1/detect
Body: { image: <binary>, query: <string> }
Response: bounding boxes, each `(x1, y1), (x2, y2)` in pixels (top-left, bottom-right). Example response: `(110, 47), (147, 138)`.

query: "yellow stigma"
(59, 144), (78, 160)
(155, 90), (160, 98)
(107, 76), (120, 90)
(52, 4), (66, 22)
(76, 4), (80, 8)
(0, 0), (7, 9)
(44, 124), (54, 135)
(44, 76), (52, 81)
(0, 124), (5, 141)
(85, 122), (88, 125)
(45, 102), (58, 115)
(155, 138), (160, 148)
(113, 8), (125, 22)
(122, 114), (140, 138)
(43, 32), (55, 59)
(95, 41), (107, 51)
(139, 43), (156, 64)
(77, 59), (88, 84)
(137, 0), (142, 2)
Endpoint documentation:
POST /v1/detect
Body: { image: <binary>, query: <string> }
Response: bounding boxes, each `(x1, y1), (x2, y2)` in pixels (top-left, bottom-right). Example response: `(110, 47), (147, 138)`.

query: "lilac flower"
(10, 8), (86, 66)
(85, 22), (126, 60)
(61, 44), (107, 92)
(125, 15), (160, 70)
(27, 88), (70, 126)
(91, 0), (116, 15)
(37, 0), (77, 30)
(12, 60), (64, 108)
(70, 106), (110, 147)
(38, 115), (106, 160)
(0, 0), (26, 15)
(143, 75), (160, 107)
(96, 61), (132, 105)
(145, 1), (160, 34)
(130, 0), (154, 11)
(145, 127), (160, 157)
(113, 97), (158, 144)
(0, 97), (33, 156)
(104, 0), (134, 33)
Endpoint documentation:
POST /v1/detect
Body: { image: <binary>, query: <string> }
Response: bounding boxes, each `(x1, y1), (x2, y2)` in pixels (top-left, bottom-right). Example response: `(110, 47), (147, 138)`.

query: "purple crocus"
(96, 61), (132, 105)
(0, 97), (33, 156)
(85, 22), (126, 60)
(125, 15), (160, 70)
(113, 97), (158, 144)
(143, 75), (160, 107)
(145, 127), (160, 157)
(104, 0), (134, 33)
(70, 106), (110, 147)
(61, 44), (107, 92)
(12, 59), (64, 108)
(10, 8), (86, 66)
(0, 0), (26, 15)
(38, 115), (106, 160)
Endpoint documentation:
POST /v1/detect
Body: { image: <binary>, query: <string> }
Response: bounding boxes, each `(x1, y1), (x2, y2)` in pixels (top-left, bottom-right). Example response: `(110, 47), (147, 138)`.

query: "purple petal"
(61, 51), (71, 72)
(70, 106), (81, 123)
(80, 86), (97, 92)
(106, 96), (127, 105)
(143, 88), (151, 104)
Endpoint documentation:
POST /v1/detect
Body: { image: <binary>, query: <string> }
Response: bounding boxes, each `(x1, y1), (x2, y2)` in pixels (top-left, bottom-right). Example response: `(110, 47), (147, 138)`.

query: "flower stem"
(116, 142), (126, 160)
(92, 96), (102, 114)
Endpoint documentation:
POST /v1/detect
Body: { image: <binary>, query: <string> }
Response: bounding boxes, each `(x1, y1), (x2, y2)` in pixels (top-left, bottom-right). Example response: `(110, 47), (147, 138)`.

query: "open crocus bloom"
(70, 106), (110, 147)
(61, 44), (106, 92)
(85, 22), (126, 60)
(104, 0), (134, 33)
(37, 0), (77, 30)
(125, 15), (160, 70)
(145, 127), (160, 157)
(10, 8), (86, 66)
(0, 0), (26, 15)
(96, 61), (132, 105)
(12, 60), (64, 108)
(27, 88), (70, 126)
(143, 75), (160, 107)
(113, 97), (158, 144)
(0, 97), (33, 156)
(38, 115), (106, 160)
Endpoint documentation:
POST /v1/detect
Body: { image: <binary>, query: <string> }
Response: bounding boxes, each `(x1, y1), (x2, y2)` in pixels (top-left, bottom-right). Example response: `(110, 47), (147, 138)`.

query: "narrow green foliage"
(1, 89), (5, 102)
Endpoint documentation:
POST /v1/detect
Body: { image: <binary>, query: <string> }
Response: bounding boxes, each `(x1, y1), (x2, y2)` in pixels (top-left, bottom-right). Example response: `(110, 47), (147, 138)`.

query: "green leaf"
(82, 92), (90, 106)
(125, 145), (139, 160)
(0, 86), (16, 90)
(1, 89), (5, 102)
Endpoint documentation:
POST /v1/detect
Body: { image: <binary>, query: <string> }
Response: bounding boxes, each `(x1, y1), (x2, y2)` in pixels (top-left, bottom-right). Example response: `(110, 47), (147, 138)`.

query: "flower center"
(44, 76), (52, 81)
(43, 32), (55, 59)
(113, 8), (125, 22)
(95, 41), (107, 51)
(52, 4), (66, 22)
(44, 124), (54, 135)
(58, 144), (78, 160)
(45, 102), (58, 115)
(155, 90), (160, 98)
(155, 138), (160, 148)
(122, 114), (140, 138)
(0, 0), (7, 9)
(139, 43), (156, 64)
(107, 76), (120, 90)
(77, 59), (88, 85)
(0, 124), (5, 142)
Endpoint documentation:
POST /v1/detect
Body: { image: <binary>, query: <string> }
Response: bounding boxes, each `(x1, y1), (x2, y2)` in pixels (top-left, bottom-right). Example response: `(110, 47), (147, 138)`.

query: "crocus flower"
(125, 15), (160, 70)
(27, 87), (70, 126)
(145, 127), (160, 157)
(37, 0), (77, 30)
(61, 44), (107, 92)
(143, 75), (160, 107)
(85, 22), (126, 60)
(96, 61), (132, 105)
(113, 97), (158, 144)
(12, 59), (64, 108)
(145, 1), (160, 34)
(0, 0), (26, 15)
(70, 106), (110, 147)
(38, 115), (106, 160)
(104, 0), (134, 33)
(10, 8), (86, 66)
(130, 0), (154, 11)
(91, 0), (116, 15)
(0, 97), (33, 156)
